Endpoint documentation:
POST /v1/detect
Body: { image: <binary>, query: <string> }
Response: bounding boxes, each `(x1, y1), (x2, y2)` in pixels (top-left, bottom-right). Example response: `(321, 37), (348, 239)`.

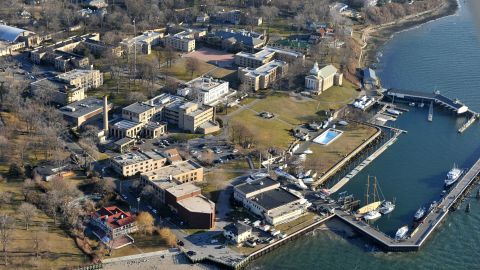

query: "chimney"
(103, 95), (109, 133)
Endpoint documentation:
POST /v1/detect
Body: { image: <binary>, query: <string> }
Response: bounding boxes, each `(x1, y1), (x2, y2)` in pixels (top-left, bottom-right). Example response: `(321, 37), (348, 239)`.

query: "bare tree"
(0, 215), (14, 266)
(18, 202), (38, 230)
(185, 57), (201, 79)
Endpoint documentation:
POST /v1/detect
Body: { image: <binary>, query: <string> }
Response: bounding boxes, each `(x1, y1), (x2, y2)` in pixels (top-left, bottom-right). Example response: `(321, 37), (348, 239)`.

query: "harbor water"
(249, 1), (480, 269)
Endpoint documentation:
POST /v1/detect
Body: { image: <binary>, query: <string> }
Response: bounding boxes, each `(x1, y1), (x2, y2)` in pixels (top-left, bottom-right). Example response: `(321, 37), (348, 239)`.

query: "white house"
(223, 222), (252, 245)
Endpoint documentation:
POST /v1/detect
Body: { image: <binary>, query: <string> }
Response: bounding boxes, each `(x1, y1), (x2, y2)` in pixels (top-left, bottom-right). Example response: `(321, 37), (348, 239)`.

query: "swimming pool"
(313, 128), (343, 145)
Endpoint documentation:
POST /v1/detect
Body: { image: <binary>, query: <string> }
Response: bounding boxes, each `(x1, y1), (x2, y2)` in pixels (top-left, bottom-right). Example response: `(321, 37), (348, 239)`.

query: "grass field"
(0, 181), (88, 270)
(228, 82), (358, 149)
(305, 123), (378, 174)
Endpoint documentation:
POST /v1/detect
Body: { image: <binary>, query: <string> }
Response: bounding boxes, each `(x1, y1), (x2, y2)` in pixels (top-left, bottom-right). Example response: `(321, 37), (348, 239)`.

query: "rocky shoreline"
(361, 0), (459, 68)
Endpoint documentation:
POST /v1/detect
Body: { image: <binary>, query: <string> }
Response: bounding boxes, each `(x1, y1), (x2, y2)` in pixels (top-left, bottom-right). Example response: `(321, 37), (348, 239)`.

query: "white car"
(232, 149), (239, 153)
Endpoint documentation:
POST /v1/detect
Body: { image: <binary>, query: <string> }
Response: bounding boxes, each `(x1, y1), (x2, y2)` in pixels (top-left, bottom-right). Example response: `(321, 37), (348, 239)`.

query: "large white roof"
(0, 25), (30, 43)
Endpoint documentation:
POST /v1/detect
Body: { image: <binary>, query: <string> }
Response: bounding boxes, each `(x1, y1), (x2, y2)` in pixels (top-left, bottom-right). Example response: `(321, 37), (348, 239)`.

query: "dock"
(385, 89), (474, 115)
(458, 115), (476, 133)
(334, 156), (480, 251)
(329, 129), (403, 194)
(428, 101), (433, 122)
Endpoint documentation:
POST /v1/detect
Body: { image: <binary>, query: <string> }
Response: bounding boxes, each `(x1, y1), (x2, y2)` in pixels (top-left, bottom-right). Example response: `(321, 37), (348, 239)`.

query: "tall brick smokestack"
(103, 95), (108, 133)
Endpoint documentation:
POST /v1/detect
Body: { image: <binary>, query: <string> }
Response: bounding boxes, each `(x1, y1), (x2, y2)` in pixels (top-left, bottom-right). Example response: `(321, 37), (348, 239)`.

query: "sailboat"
(358, 176), (383, 221)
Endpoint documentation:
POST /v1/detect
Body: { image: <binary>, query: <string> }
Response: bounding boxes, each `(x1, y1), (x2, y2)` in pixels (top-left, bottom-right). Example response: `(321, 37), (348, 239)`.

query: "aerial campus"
(0, 0), (478, 269)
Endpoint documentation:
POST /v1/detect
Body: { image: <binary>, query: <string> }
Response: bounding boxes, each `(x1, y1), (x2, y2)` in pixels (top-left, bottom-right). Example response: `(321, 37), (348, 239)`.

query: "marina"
(334, 156), (480, 251)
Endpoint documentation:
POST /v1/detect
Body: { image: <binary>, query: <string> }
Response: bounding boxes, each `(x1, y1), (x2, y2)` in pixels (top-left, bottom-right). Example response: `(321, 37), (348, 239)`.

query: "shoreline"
(361, 0), (459, 67)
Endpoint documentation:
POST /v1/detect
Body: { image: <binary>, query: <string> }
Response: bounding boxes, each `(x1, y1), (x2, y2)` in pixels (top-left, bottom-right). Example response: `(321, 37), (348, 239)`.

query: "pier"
(385, 89), (475, 115)
(334, 156), (480, 251)
(428, 101), (433, 122)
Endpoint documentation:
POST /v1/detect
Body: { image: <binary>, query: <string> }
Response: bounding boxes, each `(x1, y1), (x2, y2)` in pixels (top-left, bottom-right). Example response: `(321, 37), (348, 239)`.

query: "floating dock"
(428, 101), (433, 122)
(385, 89), (474, 115)
(334, 156), (480, 251)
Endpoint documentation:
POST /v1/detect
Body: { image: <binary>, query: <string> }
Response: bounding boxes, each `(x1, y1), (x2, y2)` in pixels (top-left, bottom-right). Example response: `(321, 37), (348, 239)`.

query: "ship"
(395, 225), (409, 240)
(379, 200), (396, 215)
(428, 201), (438, 213)
(445, 164), (463, 186)
(363, 210), (381, 221)
(358, 176), (383, 220)
(414, 206), (426, 221)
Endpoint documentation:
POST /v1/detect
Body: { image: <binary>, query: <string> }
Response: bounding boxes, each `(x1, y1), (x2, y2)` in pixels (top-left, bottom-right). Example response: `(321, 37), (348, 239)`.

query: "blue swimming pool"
(313, 128), (343, 145)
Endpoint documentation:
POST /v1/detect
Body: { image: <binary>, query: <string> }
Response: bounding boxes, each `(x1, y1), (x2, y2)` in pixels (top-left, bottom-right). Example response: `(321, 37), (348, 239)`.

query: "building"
(163, 101), (218, 134)
(305, 63), (343, 95)
(90, 206), (137, 249)
(233, 177), (307, 225)
(196, 13), (210, 23)
(238, 60), (288, 91)
(110, 150), (168, 177)
(122, 102), (160, 123)
(362, 68), (379, 88)
(272, 39), (311, 55)
(235, 46), (304, 68)
(32, 69), (103, 105)
(179, 76), (234, 106)
(212, 29), (266, 51)
(223, 222), (252, 245)
(33, 165), (72, 181)
(164, 31), (196, 52)
(86, 0), (108, 9)
(0, 24), (37, 56)
(141, 159), (204, 186)
(165, 183), (215, 229)
(120, 31), (164, 55)
(59, 97), (112, 127)
(30, 33), (122, 71)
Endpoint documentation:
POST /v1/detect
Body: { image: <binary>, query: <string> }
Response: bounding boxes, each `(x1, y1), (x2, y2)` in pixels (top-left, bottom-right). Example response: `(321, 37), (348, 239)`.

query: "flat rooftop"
(251, 188), (300, 211)
(234, 177), (279, 195)
(56, 69), (97, 81)
(31, 77), (78, 93)
(146, 93), (185, 108)
(166, 182), (201, 198)
(112, 119), (143, 130)
(141, 160), (203, 181)
(123, 102), (155, 114)
(177, 195), (215, 214)
(243, 60), (286, 77)
(59, 97), (106, 118)
(187, 76), (228, 92)
(123, 31), (163, 44)
(112, 150), (165, 166)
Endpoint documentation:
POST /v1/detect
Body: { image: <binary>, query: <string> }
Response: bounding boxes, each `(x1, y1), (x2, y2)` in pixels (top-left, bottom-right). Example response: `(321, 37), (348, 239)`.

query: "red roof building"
(90, 206), (138, 247)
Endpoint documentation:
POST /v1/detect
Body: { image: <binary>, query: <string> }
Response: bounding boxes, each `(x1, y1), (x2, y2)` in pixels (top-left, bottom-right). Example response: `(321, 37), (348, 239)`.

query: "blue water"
(249, 2), (480, 269)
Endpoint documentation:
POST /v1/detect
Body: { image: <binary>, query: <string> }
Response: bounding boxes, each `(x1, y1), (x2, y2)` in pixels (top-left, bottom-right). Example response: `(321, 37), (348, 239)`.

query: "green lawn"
(109, 233), (169, 258)
(163, 57), (217, 81)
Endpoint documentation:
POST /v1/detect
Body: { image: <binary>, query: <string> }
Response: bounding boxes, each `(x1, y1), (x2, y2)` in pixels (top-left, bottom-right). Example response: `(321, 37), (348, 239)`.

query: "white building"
(179, 76), (234, 106)
(223, 222), (252, 245)
(120, 31), (164, 55)
(305, 62), (343, 95)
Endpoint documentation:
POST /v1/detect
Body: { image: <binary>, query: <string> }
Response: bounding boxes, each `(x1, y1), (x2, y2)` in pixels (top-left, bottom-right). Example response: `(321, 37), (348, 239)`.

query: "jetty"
(329, 128), (404, 194)
(428, 101), (433, 122)
(334, 156), (480, 251)
(385, 89), (474, 115)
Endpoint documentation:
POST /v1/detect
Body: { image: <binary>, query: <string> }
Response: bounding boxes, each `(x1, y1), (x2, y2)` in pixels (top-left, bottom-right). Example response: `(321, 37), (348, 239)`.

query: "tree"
(18, 203), (37, 230)
(164, 46), (176, 67)
(0, 215), (14, 266)
(157, 227), (177, 247)
(136, 212), (155, 235)
(185, 57), (201, 79)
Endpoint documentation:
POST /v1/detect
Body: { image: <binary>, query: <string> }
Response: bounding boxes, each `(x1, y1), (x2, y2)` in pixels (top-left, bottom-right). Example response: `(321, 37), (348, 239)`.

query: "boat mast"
(365, 176), (370, 206)
(373, 176), (378, 202)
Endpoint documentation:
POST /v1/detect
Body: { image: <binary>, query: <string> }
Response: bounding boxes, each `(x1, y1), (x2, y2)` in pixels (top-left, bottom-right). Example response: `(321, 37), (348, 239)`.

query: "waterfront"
(248, 1), (480, 269)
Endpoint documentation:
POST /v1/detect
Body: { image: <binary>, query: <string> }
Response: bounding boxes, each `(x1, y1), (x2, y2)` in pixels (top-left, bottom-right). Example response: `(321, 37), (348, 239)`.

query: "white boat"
(395, 225), (409, 240)
(444, 165), (463, 186)
(386, 109), (401, 116)
(409, 102), (416, 107)
(363, 210), (381, 221)
(428, 201), (438, 212)
(414, 206), (426, 221)
(379, 201), (395, 215)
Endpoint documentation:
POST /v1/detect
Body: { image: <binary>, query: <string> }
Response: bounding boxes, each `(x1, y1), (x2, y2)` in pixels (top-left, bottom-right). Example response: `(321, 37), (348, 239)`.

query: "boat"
(363, 210), (381, 221)
(409, 102), (416, 107)
(428, 201), (438, 212)
(379, 200), (395, 215)
(357, 176), (383, 215)
(395, 225), (409, 240)
(414, 206), (426, 220)
(445, 164), (463, 186)
(419, 102), (425, 108)
(386, 109), (401, 116)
